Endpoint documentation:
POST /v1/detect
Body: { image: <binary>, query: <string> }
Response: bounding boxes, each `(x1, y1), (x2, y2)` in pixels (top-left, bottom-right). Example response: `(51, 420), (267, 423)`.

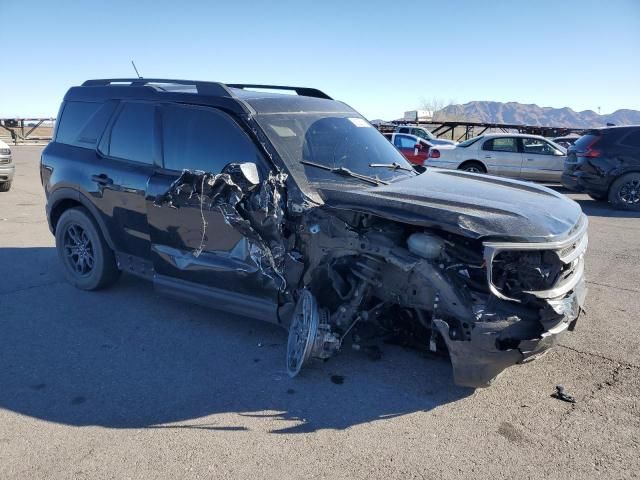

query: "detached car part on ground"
(42, 79), (588, 388)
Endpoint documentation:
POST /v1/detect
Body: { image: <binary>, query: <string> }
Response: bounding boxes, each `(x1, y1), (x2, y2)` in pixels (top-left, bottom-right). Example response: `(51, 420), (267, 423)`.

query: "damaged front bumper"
(435, 272), (586, 388)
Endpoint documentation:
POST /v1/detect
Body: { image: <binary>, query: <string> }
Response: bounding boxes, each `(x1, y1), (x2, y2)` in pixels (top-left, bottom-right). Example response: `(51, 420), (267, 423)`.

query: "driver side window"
(522, 137), (556, 155)
(411, 128), (428, 140)
(161, 104), (264, 172)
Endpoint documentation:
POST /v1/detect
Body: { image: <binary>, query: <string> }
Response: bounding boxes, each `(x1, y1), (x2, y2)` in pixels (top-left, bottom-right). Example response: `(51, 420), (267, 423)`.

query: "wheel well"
(458, 160), (486, 172)
(50, 199), (83, 232)
(609, 171), (640, 195)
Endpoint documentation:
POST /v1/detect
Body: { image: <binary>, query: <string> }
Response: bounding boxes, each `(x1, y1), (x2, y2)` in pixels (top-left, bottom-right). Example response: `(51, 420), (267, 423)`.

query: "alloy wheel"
(63, 223), (95, 276)
(619, 179), (640, 205)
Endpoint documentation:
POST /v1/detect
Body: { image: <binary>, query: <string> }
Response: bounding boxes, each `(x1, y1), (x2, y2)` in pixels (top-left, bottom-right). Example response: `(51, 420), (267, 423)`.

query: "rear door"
(480, 137), (523, 178)
(145, 103), (280, 316)
(79, 102), (159, 259)
(519, 137), (566, 182)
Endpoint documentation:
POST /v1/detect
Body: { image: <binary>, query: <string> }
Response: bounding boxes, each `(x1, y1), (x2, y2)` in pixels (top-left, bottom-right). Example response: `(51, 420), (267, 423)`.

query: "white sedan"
(426, 133), (567, 182)
(0, 139), (13, 192)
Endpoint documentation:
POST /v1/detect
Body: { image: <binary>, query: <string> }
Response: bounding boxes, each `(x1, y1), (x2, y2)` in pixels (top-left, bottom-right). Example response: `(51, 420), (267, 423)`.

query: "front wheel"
(608, 173), (640, 211)
(55, 207), (120, 290)
(0, 181), (11, 192)
(458, 161), (486, 174)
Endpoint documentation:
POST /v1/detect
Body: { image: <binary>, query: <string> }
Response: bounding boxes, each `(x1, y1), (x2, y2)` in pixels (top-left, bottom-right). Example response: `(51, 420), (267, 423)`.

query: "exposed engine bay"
(156, 164), (588, 388)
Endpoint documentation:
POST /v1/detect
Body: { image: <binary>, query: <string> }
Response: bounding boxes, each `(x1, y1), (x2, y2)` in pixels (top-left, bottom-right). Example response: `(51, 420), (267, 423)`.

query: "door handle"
(526, 158), (535, 161)
(484, 155), (492, 158)
(91, 174), (113, 186)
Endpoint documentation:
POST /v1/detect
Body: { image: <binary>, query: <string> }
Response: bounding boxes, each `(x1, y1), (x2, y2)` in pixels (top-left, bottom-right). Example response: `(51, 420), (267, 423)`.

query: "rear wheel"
(55, 207), (120, 290)
(0, 181), (11, 192)
(458, 161), (486, 174)
(608, 173), (640, 211)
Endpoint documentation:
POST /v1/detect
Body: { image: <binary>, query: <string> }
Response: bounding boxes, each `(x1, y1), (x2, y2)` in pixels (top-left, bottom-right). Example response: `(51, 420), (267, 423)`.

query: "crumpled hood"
(317, 168), (584, 242)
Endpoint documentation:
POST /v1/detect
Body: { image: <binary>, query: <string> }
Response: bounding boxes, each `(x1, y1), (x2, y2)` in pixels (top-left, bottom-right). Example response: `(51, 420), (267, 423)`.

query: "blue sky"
(1, 0), (639, 119)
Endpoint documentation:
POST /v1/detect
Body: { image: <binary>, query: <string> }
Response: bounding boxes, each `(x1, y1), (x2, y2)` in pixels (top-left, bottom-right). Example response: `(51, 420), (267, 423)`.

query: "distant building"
(403, 110), (433, 122)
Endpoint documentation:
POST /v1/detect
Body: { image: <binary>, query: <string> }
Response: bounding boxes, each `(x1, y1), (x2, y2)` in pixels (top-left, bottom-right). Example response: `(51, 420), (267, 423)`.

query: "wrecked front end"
(289, 208), (587, 388)
(154, 164), (587, 388)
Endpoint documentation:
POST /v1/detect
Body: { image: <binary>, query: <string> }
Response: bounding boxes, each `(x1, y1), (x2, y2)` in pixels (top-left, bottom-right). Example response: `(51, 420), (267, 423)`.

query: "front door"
(145, 103), (280, 320)
(480, 137), (523, 178)
(519, 137), (566, 182)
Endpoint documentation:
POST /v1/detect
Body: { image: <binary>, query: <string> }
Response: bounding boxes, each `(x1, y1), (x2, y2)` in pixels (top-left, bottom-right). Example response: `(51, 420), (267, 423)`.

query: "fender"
(47, 187), (117, 250)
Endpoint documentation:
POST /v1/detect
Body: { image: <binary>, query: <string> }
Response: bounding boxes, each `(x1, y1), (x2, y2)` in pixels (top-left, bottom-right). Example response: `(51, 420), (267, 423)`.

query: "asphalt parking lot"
(1, 145), (638, 480)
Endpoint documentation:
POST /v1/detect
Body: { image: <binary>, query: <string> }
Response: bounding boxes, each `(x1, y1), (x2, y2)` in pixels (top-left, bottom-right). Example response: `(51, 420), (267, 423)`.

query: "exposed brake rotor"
(286, 289), (320, 377)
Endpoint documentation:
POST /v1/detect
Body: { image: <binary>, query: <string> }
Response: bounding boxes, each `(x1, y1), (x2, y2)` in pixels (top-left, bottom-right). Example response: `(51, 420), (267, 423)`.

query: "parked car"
(553, 135), (580, 149)
(395, 125), (457, 146)
(41, 78), (587, 388)
(427, 133), (567, 182)
(383, 132), (432, 165)
(0, 139), (14, 192)
(562, 126), (640, 209)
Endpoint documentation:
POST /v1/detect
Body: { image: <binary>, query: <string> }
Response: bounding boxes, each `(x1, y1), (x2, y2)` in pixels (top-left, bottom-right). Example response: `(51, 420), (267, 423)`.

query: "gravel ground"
(1, 146), (638, 480)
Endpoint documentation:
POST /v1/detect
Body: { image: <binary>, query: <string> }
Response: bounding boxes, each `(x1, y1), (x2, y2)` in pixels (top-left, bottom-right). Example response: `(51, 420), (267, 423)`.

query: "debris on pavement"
(552, 384), (576, 403)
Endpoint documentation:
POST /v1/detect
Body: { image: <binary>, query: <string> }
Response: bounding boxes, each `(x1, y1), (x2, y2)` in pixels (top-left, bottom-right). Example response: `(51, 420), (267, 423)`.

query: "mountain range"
(433, 101), (640, 128)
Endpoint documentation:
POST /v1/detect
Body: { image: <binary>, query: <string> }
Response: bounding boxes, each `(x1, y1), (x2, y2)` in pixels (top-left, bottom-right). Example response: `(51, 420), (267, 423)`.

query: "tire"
(458, 161), (486, 174)
(588, 192), (607, 201)
(608, 173), (640, 211)
(55, 207), (120, 290)
(0, 181), (11, 192)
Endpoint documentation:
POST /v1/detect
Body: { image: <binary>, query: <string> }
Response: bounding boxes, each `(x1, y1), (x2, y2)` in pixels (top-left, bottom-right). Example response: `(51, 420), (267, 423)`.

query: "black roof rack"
(226, 84), (332, 100)
(80, 79), (332, 100)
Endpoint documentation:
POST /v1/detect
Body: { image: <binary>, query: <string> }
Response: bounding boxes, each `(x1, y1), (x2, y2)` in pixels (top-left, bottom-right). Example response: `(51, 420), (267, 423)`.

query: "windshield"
(255, 113), (416, 185)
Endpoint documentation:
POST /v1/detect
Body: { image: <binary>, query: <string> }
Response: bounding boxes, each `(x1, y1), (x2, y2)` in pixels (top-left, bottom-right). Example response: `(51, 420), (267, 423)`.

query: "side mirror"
(222, 162), (261, 190)
(415, 143), (423, 151)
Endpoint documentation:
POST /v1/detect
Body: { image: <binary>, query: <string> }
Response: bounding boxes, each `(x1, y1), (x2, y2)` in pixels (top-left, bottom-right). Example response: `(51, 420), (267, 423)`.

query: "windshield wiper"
(368, 162), (415, 173)
(300, 160), (387, 186)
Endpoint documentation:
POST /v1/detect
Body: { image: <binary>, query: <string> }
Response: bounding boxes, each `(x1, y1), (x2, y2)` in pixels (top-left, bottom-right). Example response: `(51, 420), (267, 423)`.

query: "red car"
(383, 133), (432, 165)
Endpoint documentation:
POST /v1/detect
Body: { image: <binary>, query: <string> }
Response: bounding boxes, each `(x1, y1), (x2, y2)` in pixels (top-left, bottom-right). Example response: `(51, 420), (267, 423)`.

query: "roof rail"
(81, 78), (231, 97)
(226, 84), (332, 100)
(81, 79), (332, 100)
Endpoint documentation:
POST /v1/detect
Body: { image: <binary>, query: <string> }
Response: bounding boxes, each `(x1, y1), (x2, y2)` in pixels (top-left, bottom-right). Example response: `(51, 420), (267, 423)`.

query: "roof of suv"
(481, 133), (546, 138)
(65, 78), (354, 116)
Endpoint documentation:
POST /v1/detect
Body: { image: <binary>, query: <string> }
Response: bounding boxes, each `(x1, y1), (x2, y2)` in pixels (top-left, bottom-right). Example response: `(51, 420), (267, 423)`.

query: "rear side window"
(108, 103), (157, 164)
(483, 137), (517, 152)
(457, 136), (483, 148)
(620, 130), (640, 148)
(574, 133), (600, 151)
(56, 101), (116, 148)
(398, 127), (410, 134)
(161, 104), (261, 172)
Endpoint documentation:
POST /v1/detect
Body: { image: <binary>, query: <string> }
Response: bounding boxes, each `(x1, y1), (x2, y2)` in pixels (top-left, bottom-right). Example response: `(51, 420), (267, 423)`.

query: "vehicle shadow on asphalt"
(0, 247), (473, 434)
(549, 186), (640, 218)
(573, 199), (640, 218)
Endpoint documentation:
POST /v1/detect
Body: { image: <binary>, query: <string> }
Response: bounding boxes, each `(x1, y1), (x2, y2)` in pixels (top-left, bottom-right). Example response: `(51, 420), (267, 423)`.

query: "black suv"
(42, 78), (588, 388)
(562, 126), (640, 209)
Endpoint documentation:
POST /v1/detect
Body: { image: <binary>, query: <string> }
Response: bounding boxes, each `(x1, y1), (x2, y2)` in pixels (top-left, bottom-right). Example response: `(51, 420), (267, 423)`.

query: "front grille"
(484, 216), (588, 302)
